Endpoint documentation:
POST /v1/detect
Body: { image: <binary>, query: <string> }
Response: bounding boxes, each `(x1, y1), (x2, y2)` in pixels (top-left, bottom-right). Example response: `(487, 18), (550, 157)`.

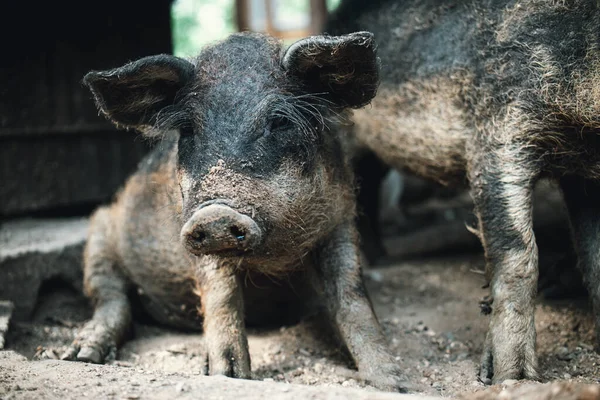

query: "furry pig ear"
(282, 31), (379, 108)
(83, 54), (195, 130)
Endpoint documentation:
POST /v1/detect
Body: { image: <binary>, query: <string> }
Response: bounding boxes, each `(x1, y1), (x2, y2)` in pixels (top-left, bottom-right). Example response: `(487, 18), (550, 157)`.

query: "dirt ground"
(2, 247), (600, 399)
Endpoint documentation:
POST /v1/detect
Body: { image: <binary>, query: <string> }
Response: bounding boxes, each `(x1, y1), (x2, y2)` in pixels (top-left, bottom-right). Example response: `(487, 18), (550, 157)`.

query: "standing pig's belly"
(353, 78), (470, 185)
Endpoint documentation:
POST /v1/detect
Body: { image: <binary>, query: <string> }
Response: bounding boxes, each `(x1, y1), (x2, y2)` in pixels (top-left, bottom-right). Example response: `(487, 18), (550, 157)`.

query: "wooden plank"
(235, 0), (251, 31)
(310, 0), (328, 34)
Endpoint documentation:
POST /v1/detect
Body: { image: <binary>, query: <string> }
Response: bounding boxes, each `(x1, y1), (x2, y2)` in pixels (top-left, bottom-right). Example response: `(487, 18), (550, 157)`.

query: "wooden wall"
(0, 0), (173, 216)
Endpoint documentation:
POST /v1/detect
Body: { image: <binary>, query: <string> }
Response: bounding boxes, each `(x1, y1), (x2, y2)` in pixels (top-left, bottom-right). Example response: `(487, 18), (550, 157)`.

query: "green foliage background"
(171, 0), (341, 57)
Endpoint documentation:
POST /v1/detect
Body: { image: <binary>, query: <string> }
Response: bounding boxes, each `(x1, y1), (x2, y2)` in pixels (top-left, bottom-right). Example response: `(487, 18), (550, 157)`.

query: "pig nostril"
(230, 226), (246, 242)
(191, 230), (206, 243)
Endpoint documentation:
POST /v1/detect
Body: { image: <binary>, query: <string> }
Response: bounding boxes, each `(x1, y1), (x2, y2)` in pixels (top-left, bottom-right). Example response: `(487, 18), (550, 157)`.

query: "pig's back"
(327, 0), (490, 184)
(328, 0), (600, 183)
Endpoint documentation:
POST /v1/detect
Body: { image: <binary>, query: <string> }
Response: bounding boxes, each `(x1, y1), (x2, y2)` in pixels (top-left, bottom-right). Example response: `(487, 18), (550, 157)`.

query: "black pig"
(62, 32), (405, 391)
(328, 0), (600, 384)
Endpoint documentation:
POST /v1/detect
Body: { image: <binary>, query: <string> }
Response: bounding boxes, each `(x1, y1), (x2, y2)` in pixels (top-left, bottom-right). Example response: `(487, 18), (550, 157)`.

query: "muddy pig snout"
(181, 204), (262, 256)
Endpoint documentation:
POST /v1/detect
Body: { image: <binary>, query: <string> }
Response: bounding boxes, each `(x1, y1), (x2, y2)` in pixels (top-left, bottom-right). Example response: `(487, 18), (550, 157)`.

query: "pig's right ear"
(83, 54), (195, 131)
(282, 31), (379, 109)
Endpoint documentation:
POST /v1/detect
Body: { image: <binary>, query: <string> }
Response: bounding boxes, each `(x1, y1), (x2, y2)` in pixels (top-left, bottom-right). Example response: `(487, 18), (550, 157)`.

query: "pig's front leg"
(312, 221), (406, 392)
(469, 146), (540, 384)
(195, 258), (251, 379)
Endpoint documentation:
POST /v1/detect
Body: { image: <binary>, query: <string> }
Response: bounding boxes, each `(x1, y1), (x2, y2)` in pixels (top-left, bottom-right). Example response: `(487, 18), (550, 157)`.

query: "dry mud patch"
(2, 253), (600, 399)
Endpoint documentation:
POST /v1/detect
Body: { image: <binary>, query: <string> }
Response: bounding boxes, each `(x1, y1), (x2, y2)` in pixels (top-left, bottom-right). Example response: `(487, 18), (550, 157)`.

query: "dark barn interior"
(1, 1), (173, 217)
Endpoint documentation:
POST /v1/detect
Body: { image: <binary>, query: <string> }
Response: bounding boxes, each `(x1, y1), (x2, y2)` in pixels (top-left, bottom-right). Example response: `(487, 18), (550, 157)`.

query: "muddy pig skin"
(60, 32), (406, 391)
(327, 0), (600, 385)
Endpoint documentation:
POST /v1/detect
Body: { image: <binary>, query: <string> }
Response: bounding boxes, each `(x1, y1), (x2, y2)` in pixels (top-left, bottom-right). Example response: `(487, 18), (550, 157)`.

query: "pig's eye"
(179, 125), (194, 137)
(262, 118), (289, 138)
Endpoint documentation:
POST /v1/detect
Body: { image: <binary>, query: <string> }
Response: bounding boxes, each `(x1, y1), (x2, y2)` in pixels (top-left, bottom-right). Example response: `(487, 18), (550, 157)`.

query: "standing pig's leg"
(559, 175), (600, 348)
(311, 221), (405, 392)
(355, 151), (390, 265)
(469, 147), (540, 384)
(62, 207), (132, 363)
(195, 259), (251, 379)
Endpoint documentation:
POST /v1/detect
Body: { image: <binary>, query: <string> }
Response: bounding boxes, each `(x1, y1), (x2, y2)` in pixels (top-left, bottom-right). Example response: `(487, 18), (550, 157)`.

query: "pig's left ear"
(83, 54), (195, 131)
(282, 31), (379, 108)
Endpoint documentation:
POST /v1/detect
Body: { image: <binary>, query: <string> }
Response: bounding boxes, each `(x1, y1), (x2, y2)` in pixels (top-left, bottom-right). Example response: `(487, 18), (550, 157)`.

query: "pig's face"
(83, 32), (379, 269)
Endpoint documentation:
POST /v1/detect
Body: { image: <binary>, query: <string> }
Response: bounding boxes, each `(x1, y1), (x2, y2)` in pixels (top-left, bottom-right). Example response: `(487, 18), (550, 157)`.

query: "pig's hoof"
(478, 343), (493, 385)
(61, 342), (117, 364)
(360, 364), (410, 393)
(202, 347), (251, 379)
(76, 347), (103, 363)
(61, 322), (117, 364)
(478, 334), (539, 385)
(61, 344), (114, 363)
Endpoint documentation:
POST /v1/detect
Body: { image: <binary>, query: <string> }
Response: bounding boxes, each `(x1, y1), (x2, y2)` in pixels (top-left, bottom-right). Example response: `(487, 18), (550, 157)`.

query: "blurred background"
(173, 0), (342, 56)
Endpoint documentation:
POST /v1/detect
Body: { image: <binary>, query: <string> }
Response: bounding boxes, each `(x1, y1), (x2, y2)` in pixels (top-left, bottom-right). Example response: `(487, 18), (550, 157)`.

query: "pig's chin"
(187, 247), (255, 258)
